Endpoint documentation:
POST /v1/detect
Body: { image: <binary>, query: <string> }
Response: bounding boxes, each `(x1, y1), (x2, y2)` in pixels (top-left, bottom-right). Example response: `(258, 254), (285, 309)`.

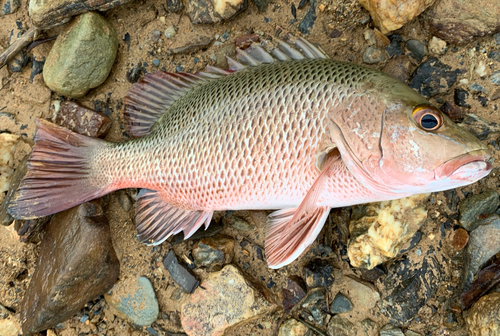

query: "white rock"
(428, 36), (447, 55)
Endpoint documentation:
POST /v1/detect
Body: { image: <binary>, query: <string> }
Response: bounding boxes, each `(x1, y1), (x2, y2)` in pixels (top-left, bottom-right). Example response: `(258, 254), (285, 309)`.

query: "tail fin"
(8, 119), (111, 219)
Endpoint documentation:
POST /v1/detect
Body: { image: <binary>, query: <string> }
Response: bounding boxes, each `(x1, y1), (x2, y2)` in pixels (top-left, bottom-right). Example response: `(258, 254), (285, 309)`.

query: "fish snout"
(435, 149), (493, 182)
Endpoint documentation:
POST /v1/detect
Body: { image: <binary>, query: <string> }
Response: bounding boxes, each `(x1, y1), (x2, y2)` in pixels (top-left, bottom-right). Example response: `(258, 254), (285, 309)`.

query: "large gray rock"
(43, 12), (118, 98)
(20, 201), (119, 335)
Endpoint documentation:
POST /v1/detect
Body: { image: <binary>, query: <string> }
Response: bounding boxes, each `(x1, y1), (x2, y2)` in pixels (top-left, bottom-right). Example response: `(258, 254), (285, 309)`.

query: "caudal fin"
(8, 119), (111, 219)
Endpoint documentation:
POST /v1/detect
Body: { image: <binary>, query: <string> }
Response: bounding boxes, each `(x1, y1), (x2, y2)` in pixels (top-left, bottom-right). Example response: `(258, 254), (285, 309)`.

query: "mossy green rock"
(43, 12), (118, 98)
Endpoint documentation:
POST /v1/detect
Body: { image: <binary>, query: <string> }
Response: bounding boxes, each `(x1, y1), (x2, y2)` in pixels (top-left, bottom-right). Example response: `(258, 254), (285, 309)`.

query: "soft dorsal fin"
(135, 189), (213, 245)
(123, 34), (329, 137)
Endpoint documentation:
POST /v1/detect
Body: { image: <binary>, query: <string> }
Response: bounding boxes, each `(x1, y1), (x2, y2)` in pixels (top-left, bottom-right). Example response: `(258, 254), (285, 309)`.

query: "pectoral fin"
(136, 189), (213, 245)
(265, 154), (341, 269)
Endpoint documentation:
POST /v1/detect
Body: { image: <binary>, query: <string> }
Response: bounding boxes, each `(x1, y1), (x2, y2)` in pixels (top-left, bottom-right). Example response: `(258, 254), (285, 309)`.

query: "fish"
(7, 36), (493, 268)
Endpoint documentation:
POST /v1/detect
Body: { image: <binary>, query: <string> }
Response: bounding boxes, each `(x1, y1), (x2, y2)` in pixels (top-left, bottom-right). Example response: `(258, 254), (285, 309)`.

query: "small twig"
(0, 27), (40, 70)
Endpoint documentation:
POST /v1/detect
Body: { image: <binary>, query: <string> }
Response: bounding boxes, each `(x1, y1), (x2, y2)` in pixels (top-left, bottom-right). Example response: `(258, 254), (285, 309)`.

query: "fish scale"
(8, 37), (492, 268)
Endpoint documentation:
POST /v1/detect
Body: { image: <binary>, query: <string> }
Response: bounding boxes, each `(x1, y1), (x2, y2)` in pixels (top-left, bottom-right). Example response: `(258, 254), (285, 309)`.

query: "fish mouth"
(435, 150), (493, 181)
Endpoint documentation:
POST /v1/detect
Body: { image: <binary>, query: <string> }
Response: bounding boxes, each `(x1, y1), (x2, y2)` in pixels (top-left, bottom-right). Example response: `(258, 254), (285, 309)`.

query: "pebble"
(1, 0), (20, 14)
(380, 324), (405, 336)
(330, 292), (353, 314)
(163, 250), (199, 293)
(452, 228), (469, 250)
(488, 50), (500, 63)
(117, 190), (133, 211)
(21, 202), (120, 334)
(171, 35), (214, 54)
(278, 319), (308, 336)
(469, 83), (487, 94)
(358, 0), (437, 34)
(342, 276), (380, 310)
(466, 292), (500, 335)
(105, 276), (159, 326)
(475, 60), (488, 78)
(54, 101), (112, 138)
(409, 58), (462, 98)
(282, 276), (307, 310)
(462, 215), (500, 292)
(405, 39), (426, 63)
(427, 0), (500, 45)
(363, 46), (386, 64)
(126, 62), (143, 84)
(150, 30), (161, 43)
(454, 88), (470, 107)
(0, 314), (21, 336)
(152, 59), (160, 67)
(192, 235), (235, 267)
(167, 0), (184, 12)
(490, 71), (500, 85)
(43, 12), (118, 98)
(378, 245), (442, 326)
(428, 36), (446, 55)
(181, 265), (274, 336)
(303, 258), (335, 288)
(458, 190), (499, 231)
(382, 55), (412, 82)
(186, 0), (247, 24)
(164, 26), (176, 38)
(440, 101), (463, 122)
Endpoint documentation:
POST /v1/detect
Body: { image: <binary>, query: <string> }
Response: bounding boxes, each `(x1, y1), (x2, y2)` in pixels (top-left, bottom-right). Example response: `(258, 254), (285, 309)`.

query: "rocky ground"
(0, 0), (500, 334)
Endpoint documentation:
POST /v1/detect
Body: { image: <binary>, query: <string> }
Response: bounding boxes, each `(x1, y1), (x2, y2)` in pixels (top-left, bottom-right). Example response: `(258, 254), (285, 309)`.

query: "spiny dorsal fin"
(123, 35), (329, 137)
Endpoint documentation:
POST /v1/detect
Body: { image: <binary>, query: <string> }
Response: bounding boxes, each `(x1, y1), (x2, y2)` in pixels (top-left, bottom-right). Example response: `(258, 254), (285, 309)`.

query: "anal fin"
(265, 153), (341, 269)
(136, 189), (213, 245)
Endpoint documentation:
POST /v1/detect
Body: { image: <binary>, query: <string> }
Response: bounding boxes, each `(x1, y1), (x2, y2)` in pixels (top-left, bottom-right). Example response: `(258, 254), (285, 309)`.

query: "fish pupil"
(421, 114), (438, 129)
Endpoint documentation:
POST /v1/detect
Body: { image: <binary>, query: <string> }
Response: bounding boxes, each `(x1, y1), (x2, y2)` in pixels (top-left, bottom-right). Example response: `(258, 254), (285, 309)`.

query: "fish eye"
(412, 105), (443, 131)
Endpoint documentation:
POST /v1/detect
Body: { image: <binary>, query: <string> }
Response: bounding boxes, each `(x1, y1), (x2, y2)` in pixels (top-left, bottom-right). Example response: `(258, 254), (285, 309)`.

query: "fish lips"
(435, 150), (493, 182)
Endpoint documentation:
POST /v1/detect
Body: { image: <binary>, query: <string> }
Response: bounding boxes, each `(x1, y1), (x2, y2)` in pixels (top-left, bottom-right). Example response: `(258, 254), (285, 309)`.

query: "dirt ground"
(0, 0), (500, 334)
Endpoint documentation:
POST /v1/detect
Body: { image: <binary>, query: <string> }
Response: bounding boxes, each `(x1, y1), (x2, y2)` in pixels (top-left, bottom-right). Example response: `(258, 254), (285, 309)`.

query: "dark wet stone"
(1, 0), (20, 14)
(489, 50), (500, 62)
(105, 276), (159, 326)
(358, 265), (386, 283)
(378, 245), (442, 327)
(192, 235), (235, 267)
(330, 292), (353, 314)
(495, 32), (500, 45)
(405, 40), (426, 63)
(20, 201), (119, 335)
(282, 276), (307, 310)
(459, 114), (500, 140)
(363, 45), (386, 64)
(298, 0), (316, 35)
(167, 0), (184, 12)
(8, 51), (28, 72)
(386, 34), (404, 57)
(30, 55), (45, 83)
(427, 0), (500, 45)
(470, 83), (487, 93)
(461, 215), (500, 293)
(440, 101), (463, 122)
(251, 0), (269, 12)
(459, 190), (499, 231)
(303, 259), (335, 288)
(163, 250), (199, 293)
(382, 55), (412, 82)
(462, 257), (500, 308)
(54, 102), (111, 138)
(126, 62), (143, 83)
(409, 58), (463, 98)
(454, 88), (470, 107)
(329, 29), (342, 38)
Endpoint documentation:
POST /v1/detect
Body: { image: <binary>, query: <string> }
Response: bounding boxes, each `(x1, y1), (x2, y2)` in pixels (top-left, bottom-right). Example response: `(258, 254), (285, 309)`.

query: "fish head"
(328, 74), (493, 196)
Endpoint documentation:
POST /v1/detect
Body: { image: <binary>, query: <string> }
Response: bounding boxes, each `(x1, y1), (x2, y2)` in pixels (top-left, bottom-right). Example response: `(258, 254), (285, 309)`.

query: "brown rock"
(186, 0), (247, 24)
(383, 55), (413, 83)
(427, 0), (500, 45)
(235, 33), (260, 49)
(466, 292), (500, 335)
(181, 265), (275, 336)
(192, 235), (235, 267)
(282, 276), (307, 310)
(20, 201), (119, 335)
(170, 35), (214, 54)
(29, 0), (133, 29)
(452, 228), (469, 250)
(358, 0), (437, 34)
(440, 101), (463, 122)
(54, 102), (111, 138)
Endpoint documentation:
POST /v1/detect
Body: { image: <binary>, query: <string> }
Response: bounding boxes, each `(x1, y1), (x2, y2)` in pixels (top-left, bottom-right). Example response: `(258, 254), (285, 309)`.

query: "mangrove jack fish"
(8, 36), (492, 268)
